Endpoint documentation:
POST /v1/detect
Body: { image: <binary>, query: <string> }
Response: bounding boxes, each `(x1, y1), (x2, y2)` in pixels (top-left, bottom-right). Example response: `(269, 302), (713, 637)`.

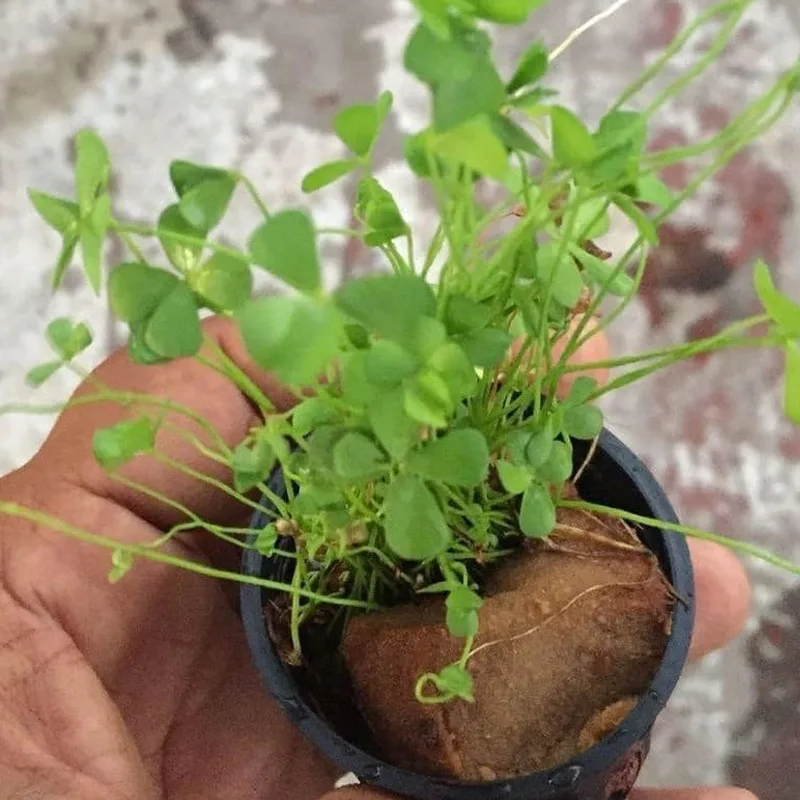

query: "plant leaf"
(784, 341), (800, 424)
(434, 60), (506, 131)
(536, 242), (584, 308)
(248, 210), (321, 294)
(435, 663), (474, 701)
(428, 342), (478, 400)
(28, 190), (80, 235)
(431, 116), (509, 179)
(753, 260), (800, 336)
(143, 283), (202, 359)
(537, 440), (573, 484)
(46, 318), (93, 361)
(384, 474), (450, 560)
(292, 398), (338, 437)
(301, 159), (360, 193)
(443, 294), (491, 334)
(109, 549), (134, 584)
(570, 244), (633, 297)
(355, 177), (409, 246)
(365, 340), (419, 386)
(456, 327), (513, 368)
(614, 193), (658, 245)
(369, 389), (417, 460)
(25, 361), (63, 388)
(404, 19), (490, 85)
(169, 160), (231, 198)
(491, 114), (548, 159)
(79, 193), (111, 294)
(408, 428), (489, 487)
(74, 129), (111, 216)
(563, 376), (598, 407)
(404, 371), (453, 428)
(236, 295), (341, 386)
(549, 106), (597, 167)
(255, 523), (279, 555)
(179, 176), (237, 231)
(332, 432), (387, 480)
(595, 109), (647, 155)
(335, 273), (436, 345)
(52, 234), (79, 290)
(192, 252), (253, 312)
(109, 263), (180, 324)
(635, 173), (674, 208)
(497, 460), (531, 495)
(519, 482), (556, 538)
(157, 205), (206, 273)
(470, 0), (547, 23)
(563, 405), (604, 440)
(525, 426), (554, 467)
(231, 439), (276, 493)
(334, 92), (393, 157)
(93, 416), (157, 471)
(507, 40), (548, 93)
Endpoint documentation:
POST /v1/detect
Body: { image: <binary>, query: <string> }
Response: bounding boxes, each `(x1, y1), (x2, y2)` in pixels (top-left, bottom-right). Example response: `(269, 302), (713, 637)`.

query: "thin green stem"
(559, 499), (800, 576)
(236, 173), (271, 219)
(0, 502), (378, 609)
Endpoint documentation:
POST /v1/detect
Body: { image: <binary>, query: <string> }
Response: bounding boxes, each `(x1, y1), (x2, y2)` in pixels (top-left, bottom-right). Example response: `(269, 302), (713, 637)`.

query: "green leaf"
(332, 432), (387, 480)
(428, 342), (477, 400)
(443, 295), (491, 334)
(537, 440), (572, 484)
(365, 340), (419, 386)
(404, 370), (453, 428)
(470, 0), (546, 23)
(248, 210), (321, 294)
(404, 20), (490, 85)
(635, 173), (674, 208)
(519, 482), (556, 538)
(109, 263), (179, 324)
(570, 245), (633, 297)
(507, 40), (548, 93)
(74, 129), (110, 216)
(586, 142), (635, 186)
(456, 327), (513, 368)
(536, 242), (584, 308)
(445, 587), (483, 637)
(435, 663), (474, 702)
(292, 398), (338, 436)
(127, 327), (170, 366)
(572, 197), (611, 240)
(93, 416), (157, 471)
(301, 159), (359, 193)
(179, 176), (237, 231)
(369, 389), (417, 460)
(563, 405), (604, 439)
(355, 177), (409, 246)
(157, 205), (206, 273)
(525, 426), (554, 468)
(255, 523), (279, 555)
(431, 116), (509, 179)
(549, 106), (597, 167)
(25, 361), (63, 388)
(335, 273), (436, 345)
(191, 252), (252, 311)
(408, 428), (489, 487)
(231, 439), (276, 493)
(564, 376), (598, 407)
(143, 283), (202, 359)
(434, 61), (505, 131)
(614, 194), (658, 245)
(108, 549), (134, 584)
(491, 114), (548, 160)
(384, 474), (450, 560)
(334, 91), (393, 157)
(497, 460), (531, 495)
(783, 341), (800, 424)
(236, 295), (341, 386)
(753, 260), (800, 336)
(28, 190), (80, 235)
(340, 351), (372, 408)
(169, 160), (231, 198)
(595, 110), (646, 154)
(79, 193), (111, 293)
(46, 318), (93, 361)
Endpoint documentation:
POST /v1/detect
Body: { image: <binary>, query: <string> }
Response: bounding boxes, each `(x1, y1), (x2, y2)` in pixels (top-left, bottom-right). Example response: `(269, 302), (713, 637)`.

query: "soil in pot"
(267, 496), (676, 783)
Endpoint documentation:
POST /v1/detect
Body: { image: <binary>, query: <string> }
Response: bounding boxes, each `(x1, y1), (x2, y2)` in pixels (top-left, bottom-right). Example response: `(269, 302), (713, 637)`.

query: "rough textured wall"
(1, 0), (799, 793)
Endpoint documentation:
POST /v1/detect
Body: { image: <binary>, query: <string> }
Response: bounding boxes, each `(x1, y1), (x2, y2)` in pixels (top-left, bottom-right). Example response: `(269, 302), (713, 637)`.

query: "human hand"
(0, 318), (755, 800)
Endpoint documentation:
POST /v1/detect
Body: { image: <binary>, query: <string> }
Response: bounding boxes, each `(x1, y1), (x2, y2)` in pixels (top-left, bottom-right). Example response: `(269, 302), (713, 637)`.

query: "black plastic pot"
(241, 427), (695, 800)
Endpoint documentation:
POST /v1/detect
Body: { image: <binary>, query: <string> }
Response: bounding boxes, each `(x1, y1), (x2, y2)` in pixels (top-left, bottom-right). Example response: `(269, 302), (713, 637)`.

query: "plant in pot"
(4, 0), (800, 798)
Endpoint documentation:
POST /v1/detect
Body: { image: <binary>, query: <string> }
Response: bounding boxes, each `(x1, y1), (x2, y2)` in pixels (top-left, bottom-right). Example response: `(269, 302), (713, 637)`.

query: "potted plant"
(4, 0), (800, 798)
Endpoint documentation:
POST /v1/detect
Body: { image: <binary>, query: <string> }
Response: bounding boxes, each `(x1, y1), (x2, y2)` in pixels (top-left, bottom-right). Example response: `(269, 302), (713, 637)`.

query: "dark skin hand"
(0, 319), (756, 800)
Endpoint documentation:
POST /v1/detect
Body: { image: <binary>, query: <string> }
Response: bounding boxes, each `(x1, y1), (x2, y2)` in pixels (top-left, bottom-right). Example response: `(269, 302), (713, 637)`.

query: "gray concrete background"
(2, 0), (800, 794)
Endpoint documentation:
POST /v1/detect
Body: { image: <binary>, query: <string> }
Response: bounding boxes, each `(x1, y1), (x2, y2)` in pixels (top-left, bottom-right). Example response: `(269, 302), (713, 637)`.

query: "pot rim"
(241, 426), (695, 800)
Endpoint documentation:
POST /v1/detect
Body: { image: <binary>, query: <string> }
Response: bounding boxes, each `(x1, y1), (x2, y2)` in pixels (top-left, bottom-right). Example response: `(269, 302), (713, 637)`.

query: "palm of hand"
(0, 321), (753, 800)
